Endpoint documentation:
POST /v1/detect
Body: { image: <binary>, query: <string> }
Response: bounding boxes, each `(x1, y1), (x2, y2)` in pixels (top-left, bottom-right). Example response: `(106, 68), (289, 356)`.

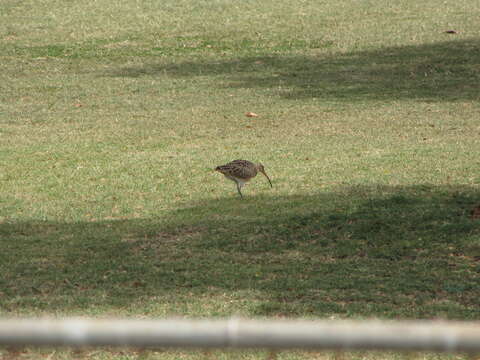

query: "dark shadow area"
(105, 39), (480, 102)
(1, 185), (479, 318)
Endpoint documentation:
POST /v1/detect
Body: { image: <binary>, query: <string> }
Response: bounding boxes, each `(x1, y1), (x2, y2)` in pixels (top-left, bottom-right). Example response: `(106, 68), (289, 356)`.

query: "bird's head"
(256, 163), (273, 188)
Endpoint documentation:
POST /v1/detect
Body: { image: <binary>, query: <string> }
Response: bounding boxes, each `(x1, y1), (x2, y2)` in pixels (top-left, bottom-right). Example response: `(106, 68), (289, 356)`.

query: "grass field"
(1, 0), (480, 358)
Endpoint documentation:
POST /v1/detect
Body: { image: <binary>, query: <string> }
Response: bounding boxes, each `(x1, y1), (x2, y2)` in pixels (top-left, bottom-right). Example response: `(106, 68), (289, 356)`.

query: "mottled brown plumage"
(215, 159), (272, 198)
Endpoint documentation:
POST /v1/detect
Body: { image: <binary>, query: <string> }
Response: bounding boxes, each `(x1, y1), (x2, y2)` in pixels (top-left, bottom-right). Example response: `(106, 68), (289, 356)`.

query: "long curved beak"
(261, 170), (273, 188)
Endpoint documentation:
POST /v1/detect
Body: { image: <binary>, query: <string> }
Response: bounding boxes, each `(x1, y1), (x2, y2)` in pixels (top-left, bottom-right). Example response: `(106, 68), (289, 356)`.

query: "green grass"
(1, 0), (480, 358)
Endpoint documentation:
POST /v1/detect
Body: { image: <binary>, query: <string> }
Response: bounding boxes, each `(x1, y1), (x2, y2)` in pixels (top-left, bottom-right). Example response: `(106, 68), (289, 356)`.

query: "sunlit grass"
(1, 0), (480, 359)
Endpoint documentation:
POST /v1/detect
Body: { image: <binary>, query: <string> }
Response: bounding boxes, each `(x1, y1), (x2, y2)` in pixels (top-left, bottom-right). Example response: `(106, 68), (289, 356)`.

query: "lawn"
(1, 0), (479, 358)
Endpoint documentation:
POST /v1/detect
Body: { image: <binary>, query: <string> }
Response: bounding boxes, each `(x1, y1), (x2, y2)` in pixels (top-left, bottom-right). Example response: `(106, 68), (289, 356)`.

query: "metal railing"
(1, 318), (480, 353)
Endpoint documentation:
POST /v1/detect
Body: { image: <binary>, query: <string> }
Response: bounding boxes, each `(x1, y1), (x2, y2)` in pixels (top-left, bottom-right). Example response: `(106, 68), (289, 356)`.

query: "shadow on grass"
(1, 185), (479, 318)
(106, 39), (480, 102)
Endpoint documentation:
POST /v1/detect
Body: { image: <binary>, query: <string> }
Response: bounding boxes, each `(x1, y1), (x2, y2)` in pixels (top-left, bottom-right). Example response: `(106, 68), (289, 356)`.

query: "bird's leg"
(236, 181), (243, 198)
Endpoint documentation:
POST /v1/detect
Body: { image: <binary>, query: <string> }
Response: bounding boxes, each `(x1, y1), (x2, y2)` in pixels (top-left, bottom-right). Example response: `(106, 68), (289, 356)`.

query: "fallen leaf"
(245, 112), (259, 117)
(471, 205), (480, 220)
(132, 281), (145, 288)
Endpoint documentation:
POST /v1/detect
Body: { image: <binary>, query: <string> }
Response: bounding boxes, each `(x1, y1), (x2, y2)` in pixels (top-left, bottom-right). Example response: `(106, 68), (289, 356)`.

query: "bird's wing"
(217, 160), (256, 179)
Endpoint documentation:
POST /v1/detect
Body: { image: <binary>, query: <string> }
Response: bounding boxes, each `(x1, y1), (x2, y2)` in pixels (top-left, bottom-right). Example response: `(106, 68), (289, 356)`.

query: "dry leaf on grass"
(245, 112), (259, 117)
(470, 205), (480, 220)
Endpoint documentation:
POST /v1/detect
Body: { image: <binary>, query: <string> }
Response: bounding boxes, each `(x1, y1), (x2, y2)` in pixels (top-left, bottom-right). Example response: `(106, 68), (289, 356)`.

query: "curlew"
(215, 159), (272, 198)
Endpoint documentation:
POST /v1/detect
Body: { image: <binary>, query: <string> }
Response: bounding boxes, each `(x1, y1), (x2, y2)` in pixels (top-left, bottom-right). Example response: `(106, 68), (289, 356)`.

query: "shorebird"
(215, 160), (272, 198)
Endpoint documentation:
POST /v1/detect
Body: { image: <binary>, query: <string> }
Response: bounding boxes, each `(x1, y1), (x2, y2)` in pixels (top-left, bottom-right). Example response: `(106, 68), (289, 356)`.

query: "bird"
(215, 159), (272, 198)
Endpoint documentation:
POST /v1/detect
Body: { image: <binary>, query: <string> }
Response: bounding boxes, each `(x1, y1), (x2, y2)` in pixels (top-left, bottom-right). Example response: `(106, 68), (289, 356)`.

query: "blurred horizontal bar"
(0, 318), (480, 352)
